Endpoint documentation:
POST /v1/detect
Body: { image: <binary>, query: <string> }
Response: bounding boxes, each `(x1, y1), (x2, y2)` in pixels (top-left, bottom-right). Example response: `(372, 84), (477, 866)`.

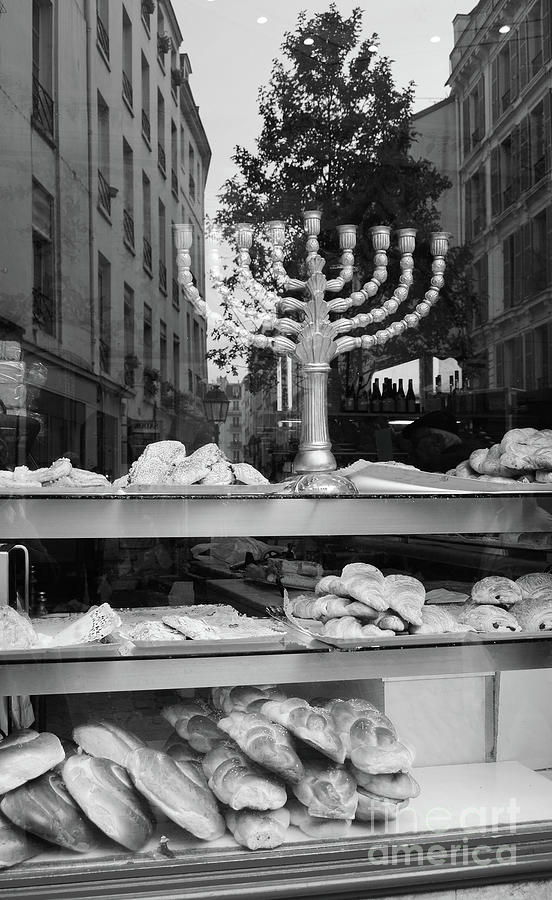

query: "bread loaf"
(0, 811), (44, 869)
(62, 753), (155, 851)
(1, 770), (105, 853)
(72, 721), (145, 768)
(127, 747), (225, 840)
(225, 807), (290, 850)
(163, 732), (203, 762)
(287, 799), (352, 838)
(216, 685), (286, 716)
(349, 720), (415, 774)
(201, 741), (287, 811)
(292, 760), (358, 820)
(0, 731), (65, 793)
(322, 698), (397, 754)
(350, 769), (420, 800)
(218, 710), (305, 784)
(161, 700), (222, 752)
(261, 697), (346, 763)
(356, 788), (409, 822)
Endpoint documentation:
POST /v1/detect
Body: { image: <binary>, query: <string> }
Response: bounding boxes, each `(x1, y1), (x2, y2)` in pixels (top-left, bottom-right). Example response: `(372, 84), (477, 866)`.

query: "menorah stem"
(293, 363), (336, 474)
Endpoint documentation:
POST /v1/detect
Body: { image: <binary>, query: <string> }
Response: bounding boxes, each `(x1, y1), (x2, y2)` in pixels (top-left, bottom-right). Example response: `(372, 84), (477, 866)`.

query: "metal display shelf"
(0, 490), (551, 538)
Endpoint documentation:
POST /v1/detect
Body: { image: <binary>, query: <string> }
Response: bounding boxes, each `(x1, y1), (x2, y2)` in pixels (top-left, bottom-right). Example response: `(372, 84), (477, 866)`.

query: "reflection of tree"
(213, 3), (477, 388)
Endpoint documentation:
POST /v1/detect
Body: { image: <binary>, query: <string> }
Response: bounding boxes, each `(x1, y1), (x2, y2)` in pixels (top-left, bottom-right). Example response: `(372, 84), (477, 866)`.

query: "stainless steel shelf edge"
(3, 640), (552, 695)
(1, 493), (551, 537)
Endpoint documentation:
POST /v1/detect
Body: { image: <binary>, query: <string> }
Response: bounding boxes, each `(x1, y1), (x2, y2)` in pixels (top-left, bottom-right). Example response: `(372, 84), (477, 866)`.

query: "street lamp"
(202, 385), (230, 445)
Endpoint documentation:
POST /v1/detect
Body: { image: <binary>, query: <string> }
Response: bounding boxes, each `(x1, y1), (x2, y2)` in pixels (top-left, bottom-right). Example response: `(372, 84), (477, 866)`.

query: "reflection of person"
(403, 412), (488, 473)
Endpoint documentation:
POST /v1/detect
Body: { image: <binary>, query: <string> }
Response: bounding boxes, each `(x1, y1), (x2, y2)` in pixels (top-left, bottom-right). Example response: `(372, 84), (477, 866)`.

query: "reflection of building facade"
(217, 378), (245, 463)
(0, 0), (209, 475)
(448, 0), (552, 392)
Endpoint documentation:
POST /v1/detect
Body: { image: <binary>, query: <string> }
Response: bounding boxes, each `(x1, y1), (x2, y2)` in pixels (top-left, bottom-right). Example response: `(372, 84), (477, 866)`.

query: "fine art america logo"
(364, 799), (520, 868)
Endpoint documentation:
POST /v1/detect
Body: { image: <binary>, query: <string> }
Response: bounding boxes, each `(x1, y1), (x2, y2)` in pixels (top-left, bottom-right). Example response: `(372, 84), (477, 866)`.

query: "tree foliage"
(211, 4), (477, 386)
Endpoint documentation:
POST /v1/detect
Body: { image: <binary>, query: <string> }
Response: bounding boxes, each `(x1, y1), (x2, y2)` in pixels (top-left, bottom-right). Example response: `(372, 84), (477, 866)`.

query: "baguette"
(1, 770), (105, 853)
(0, 731), (65, 793)
(291, 760), (358, 820)
(0, 811), (44, 869)
(225, 807), (290, 850)
(218, 710), (305, 784)
(202, 741), (287, 811)
(127, 747), (225, 840)
(72, 721), (145, 768)
(62, 753), (155, 851)
(261, 697), (345, 763)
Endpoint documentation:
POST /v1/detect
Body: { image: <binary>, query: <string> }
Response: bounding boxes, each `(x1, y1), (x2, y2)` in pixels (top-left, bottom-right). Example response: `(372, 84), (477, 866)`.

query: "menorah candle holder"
(174, 217), (450, 493)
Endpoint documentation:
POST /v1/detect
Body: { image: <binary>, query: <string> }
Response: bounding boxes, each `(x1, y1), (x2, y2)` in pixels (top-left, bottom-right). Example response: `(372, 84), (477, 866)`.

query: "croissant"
(218, 710), (305, 784)
(225, 807), (290, 850)
(458, 604), (521, 633)
(469, 445), (518, 477)
(383, 574), (425, 626)
(340, 563), (387, 611)
(291, 760), (358, 820)
(322, 698), (397, 753)
(290, 595), (326, 619)
(349, 719), (415, 774)
(411, 605), (474, 634)
(201, 741), (287, 811)
(287, 798), (352, 838)
(315, 575), (351, 598)
(322, 617), (394, 638)
(471, 577), (521, 607)
(356, 788), (409, 823)
(351, 769), (420, 800)
(515, 573), (552, 601)
(510, 599), (552, 632)
(376, 613), (406, 632)
(536, 470), (552, 483)
(261, 698), (346, 763)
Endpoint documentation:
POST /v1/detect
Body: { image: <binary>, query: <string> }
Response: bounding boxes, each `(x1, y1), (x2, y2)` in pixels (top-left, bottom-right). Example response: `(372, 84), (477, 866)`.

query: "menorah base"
(292, 446), (337, 475)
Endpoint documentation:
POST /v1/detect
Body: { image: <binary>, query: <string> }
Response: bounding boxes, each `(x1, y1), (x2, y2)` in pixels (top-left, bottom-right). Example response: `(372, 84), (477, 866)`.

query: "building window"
(171, 120), (178, 198)
(123, 284), (135, 386)
(529, 210), (547, 295)
(122, 6), (133, 111)
(160, 320), (167, 382)
(143, 304), (153, 370)
(188, 368), (193, 392)
(529, 100), (546, 185)
(141, 53), (151, 145)
(32, 0), (54, 139)
(472, 255), (489, 327)
(157, 90), (166, 176)
(193, 320), (200, 364)
(142, 172), (152, 274)
(188, 143), (196, 200)
(527, 0), (544, 78)
(98, 254), (111, 374)
(465, 168), (486, 240)
(96, 0), (110, 63)
(97, 92), (111, 216)
(462, 78), (485, 157)
(158, 200), (167, 294)
(173, 336), (181, 390)
(32, 181), (55, 335)
(123, 139), (134, 250)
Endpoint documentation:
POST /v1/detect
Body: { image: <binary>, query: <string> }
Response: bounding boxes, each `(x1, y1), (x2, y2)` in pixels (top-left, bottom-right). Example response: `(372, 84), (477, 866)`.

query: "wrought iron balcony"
(143, 236), (152, 273)
(171, 168), (178, 197)
(32, 75), (54, 138)
(172, 278), (180, 310)
(123, 209), (135, 249)
(32, 287), (55, 335)
(158, 142), (166, 176)
(97, 169), (111, 216)
(141, 109), (151, 143)
(159, 259), (167, 294)
(122, 71), (133, 109)
(96, 12), (109, 60)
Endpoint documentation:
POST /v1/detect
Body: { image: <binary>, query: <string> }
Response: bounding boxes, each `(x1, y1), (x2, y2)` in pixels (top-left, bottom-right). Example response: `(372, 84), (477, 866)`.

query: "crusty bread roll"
(356, 788), (409, 822)
(350, 768), (420, 800)
(72, 721), (145, 768)
(225, 807), (289, 850)
(349, 720), (415, 774)
(261, 697), (346, 763)
(62, 753), (155, 851)
(0, 810), (44, 869)
(0, 731), (65, 793)
(287, 799), (352, 838)
(340, 564), (387, 611)
(218, 710), (305, 784)
(201, 741), (287, 811)
(471, 576), (521, 607)
(127, 747), (225, 840)
(292, 760), (358, 820)
(1, 770), (105, 853)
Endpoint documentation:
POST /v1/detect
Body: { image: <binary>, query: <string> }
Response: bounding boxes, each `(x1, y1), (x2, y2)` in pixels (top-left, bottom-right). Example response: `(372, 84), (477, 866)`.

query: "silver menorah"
(174, 214), (449, 490)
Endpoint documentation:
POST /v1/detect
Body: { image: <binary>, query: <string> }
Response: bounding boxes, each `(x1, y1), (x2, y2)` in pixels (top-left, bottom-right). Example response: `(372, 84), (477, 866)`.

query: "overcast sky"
(173, 0), (476, 217)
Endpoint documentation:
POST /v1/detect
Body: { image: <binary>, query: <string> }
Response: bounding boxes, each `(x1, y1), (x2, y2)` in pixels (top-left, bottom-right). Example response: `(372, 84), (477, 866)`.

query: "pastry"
(0, 606), (37, 650)
(62, 753), (155, 851)
(315, 575), (351, 598)
(356, 788), (409, 822)
(411, 605), (474, 634)
(376, 613), (406, 632)
(0, 811), (44, 869)
(201, 741), (287, 811)
(536, 470), (552, 483)
(231, 463), (270, 485)
(471, 577), (521, 607)
(292, 759), (357, 820)
(169, 461), (210, 485)
(200, 461), (234, 485)
(218, 710), (305, 784)
(510, 599), (552, 632)
(515, 573), (552, 601)
(127, 747), (225, 840)
(261, 698), (346, 763)
(287, 799), (352, 838)
(383, 574), (425, 626)
(340, 563), (387, 611)
(458, 604), (521, 632)
(127, 441), (184, 484)
(72, 721), (145, 768)
(225, 807), (289, 850)
(349, 720), (415, 774)
(0, 731), (65, 793)
(322, 617), (394, 638)
(1, 770), (105, 853)
(351, 769), (420, 800)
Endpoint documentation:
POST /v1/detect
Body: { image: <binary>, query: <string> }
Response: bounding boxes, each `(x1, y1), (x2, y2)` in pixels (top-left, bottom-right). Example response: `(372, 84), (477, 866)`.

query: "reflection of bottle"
(371, 378), (382, 412)
(382, 379), (394, 413)
(406, 379), (416, 413)
(36, 592), (48, 618)
(396, 378), (406, 412)
(357, 385), (369, 412)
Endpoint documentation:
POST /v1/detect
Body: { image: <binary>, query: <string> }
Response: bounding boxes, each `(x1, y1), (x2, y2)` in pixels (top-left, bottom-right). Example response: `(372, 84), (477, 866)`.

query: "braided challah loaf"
(261, 697), (346, 763)
(218, 710), (305, 784)
(292, 760), (358, 820)
(201, 741), (287, 811)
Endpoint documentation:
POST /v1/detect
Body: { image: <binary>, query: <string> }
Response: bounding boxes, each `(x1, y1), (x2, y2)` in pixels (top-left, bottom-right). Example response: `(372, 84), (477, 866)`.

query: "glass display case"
(2, 487), (552, 899)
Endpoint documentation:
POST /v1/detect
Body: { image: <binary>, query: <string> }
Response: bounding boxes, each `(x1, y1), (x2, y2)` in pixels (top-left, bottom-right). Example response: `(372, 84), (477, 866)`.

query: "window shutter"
(491, 57), (499, 123)
(519, 115), (531, 193)
(462, 97), (470, 156)
(496, 342), (504, 387)
(490, 146), (501, 217)
(519, 21), (529, 90)
(503, 238), (512, 309)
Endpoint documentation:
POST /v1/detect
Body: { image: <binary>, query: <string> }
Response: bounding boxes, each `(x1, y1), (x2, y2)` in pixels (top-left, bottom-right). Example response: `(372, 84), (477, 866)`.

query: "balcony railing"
(172, 278), (180, 310)
(32, 75), (54, 138)
(143, 236), (152, 273)
(97, 169), (111, 216)
(99, 338), (110, 373)
(159, 259), (167, 294)
(96, 13), (109, 61)
(171, 168), (178, 197)
(32, 287), (55, 335)
(123, 209), (135, 249)
(122, 71), (133, 110)
(141, 109), (151, 144)
(158, 142), (166, 176)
